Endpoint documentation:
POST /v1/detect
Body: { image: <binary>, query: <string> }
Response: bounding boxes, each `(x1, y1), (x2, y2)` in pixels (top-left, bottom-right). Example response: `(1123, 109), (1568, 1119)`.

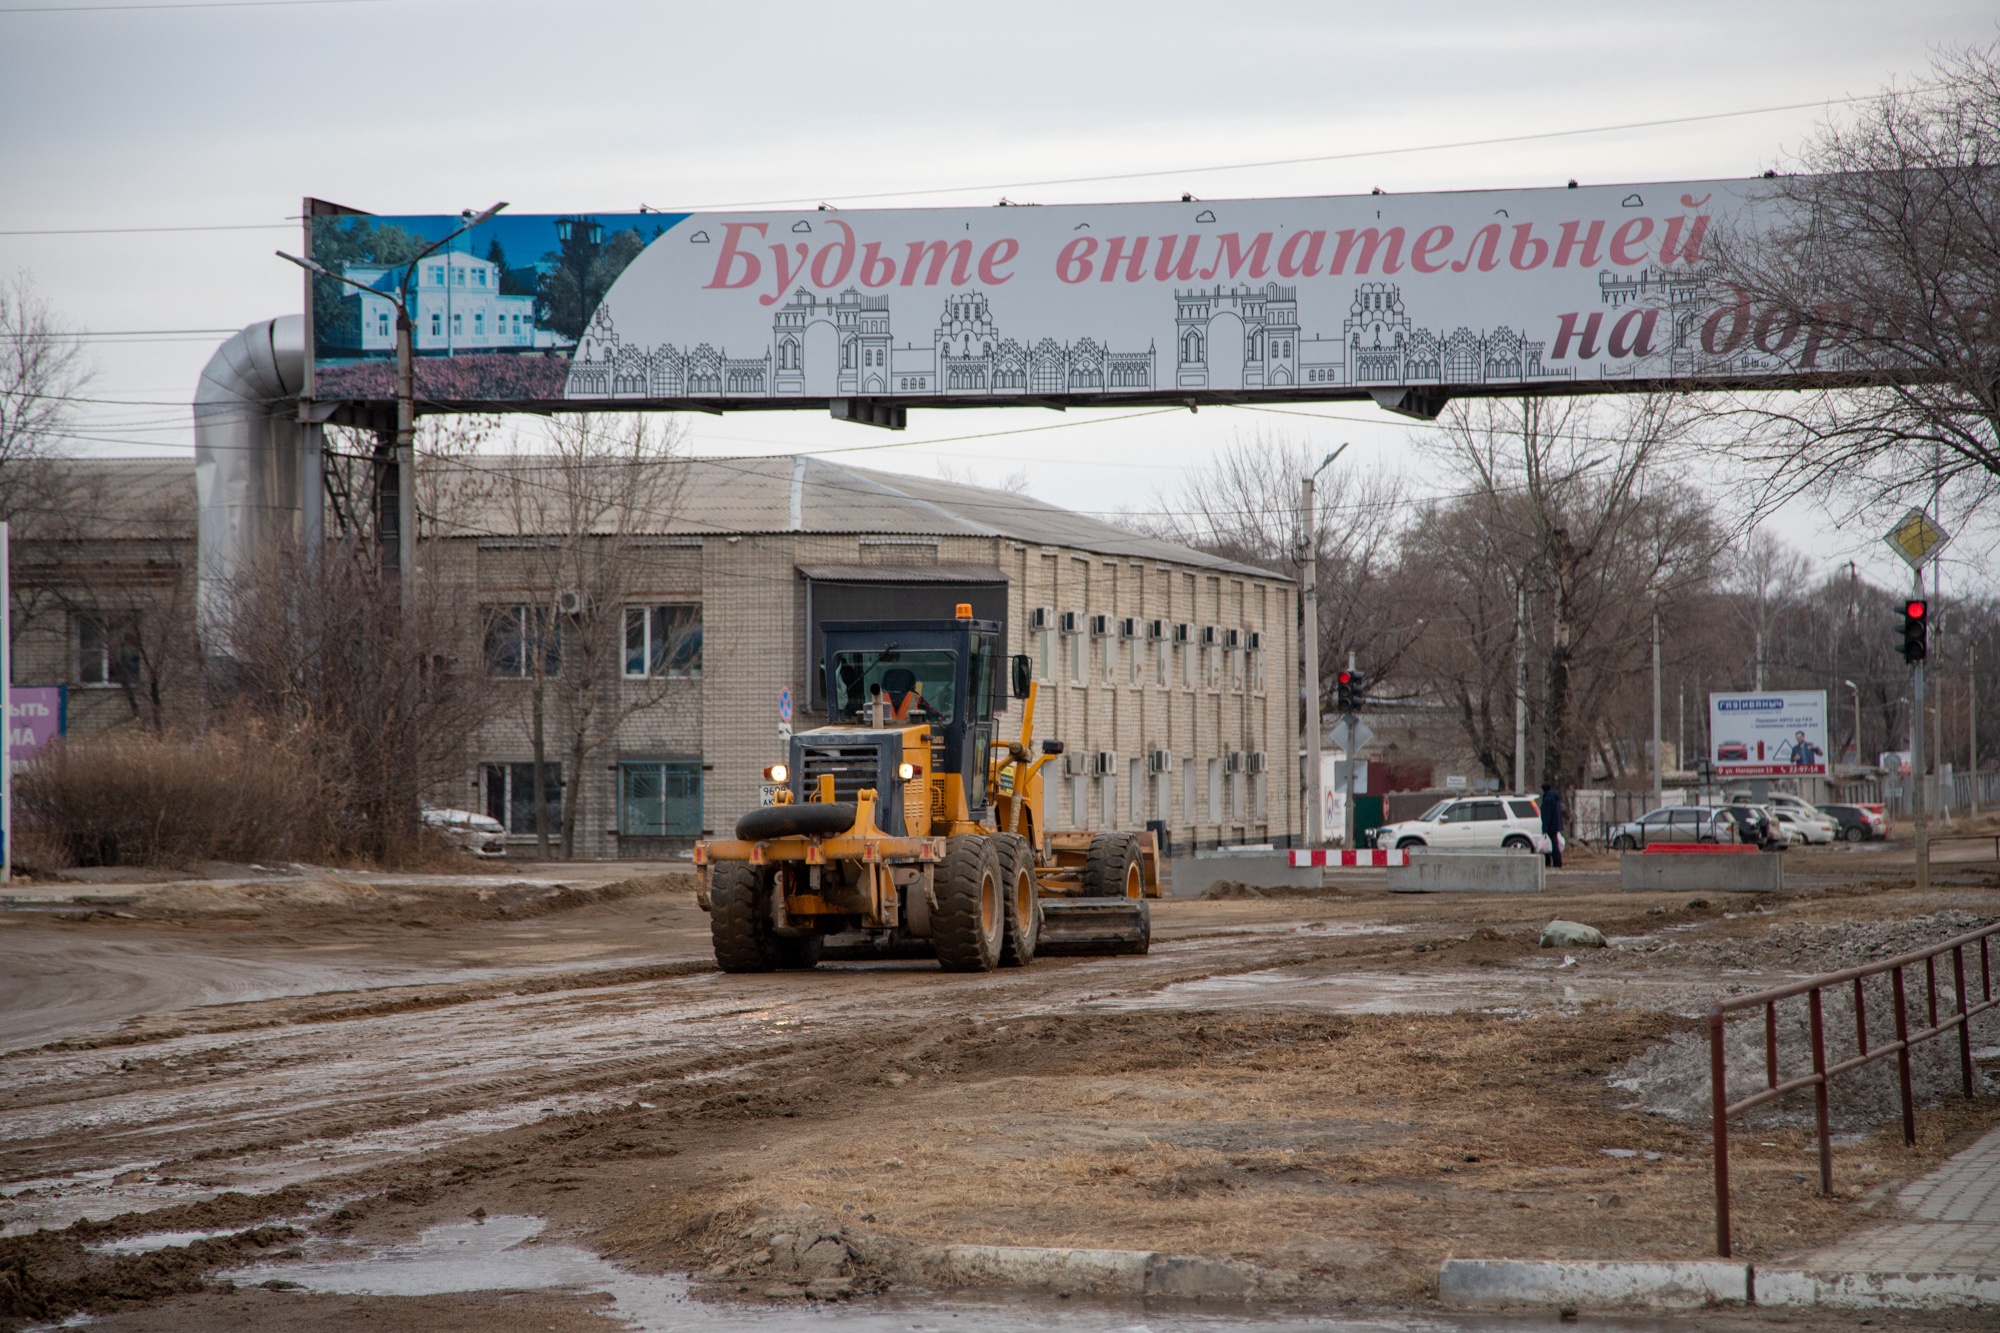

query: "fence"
(1704, 920), (2000, 1258)
(1841, 769), (2000, 817)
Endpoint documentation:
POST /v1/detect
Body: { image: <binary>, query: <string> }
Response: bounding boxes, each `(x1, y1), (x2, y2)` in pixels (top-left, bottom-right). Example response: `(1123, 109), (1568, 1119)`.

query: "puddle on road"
(217, 1214), (1677, 1332)
(1081, 967), (1730, 1016)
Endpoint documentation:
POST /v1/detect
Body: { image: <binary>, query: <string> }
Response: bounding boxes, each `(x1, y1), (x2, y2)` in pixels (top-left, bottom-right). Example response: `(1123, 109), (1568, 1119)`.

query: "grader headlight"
(897, 762), (918, 781)
(764, 763), (789, 783)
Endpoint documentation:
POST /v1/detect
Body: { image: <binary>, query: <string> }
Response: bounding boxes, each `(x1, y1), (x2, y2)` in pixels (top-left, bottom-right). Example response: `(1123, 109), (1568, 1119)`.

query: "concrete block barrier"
(936, 1246), (1256, 1299)
(1386, 850), (1545, 894)
(1754, 1269), (2000, 1309)
(1438, 1258), (1750, 1309)
(1619, 851), (1784, 893)
(1169, 851), (1319, 898)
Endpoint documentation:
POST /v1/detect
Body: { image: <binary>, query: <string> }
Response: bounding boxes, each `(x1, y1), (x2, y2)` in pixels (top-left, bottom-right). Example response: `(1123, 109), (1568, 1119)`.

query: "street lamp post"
(1843, 679), (1861, 773)
(1299, 443), (1348, 847)
(279, 201), (505, 612)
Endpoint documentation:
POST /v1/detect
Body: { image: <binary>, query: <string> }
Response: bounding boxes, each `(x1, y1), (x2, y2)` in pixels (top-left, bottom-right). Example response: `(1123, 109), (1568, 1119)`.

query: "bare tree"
(0, 272), (88, 519)
(1708, 40), (2000, 521)
(448, 414), (690, 858)
(1725, 529), (1815, 691)
(1402, 396), (1726, 790)
(1134, 428), (1410, 712)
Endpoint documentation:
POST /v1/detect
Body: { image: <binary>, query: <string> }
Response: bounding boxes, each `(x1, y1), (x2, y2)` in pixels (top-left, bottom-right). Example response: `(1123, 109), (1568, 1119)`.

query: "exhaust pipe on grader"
(693, 605), (1160, 971)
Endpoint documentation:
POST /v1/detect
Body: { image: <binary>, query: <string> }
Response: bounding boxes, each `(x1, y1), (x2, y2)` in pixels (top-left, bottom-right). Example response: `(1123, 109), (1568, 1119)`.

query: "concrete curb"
(1755, 1269), (2000, 1309)
(1438, 1259), (1998, 1311)
(1438, 1259), (1748, 1309)
(934, 1245), (1253, 1299)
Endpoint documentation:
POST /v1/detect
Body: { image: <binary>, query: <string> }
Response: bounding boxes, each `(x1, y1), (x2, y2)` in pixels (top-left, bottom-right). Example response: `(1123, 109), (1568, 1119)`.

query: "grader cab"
(692, 607), (1160, 972)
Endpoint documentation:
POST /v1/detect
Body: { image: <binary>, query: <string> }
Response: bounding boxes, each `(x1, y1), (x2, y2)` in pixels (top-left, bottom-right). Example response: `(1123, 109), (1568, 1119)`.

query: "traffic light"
(1901, 599), (1928, 663)
(1335, 669), (1364, 713)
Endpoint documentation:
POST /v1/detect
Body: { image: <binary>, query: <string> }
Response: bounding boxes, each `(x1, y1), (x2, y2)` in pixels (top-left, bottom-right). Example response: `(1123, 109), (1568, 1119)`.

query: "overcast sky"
(3, 0), (1995, 593)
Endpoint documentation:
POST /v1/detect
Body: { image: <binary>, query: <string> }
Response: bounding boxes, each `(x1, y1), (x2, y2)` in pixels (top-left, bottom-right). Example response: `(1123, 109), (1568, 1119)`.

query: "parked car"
(1725, 791), (1819, 818)
(1818, 802), (1888, 842)
(1770, 806), (1836, 845)
(1369, 795), (1552, 853)
(1607, 805), (1738, 850)
(1717, 741), (1749, 761)
(423, 806), (508, 857)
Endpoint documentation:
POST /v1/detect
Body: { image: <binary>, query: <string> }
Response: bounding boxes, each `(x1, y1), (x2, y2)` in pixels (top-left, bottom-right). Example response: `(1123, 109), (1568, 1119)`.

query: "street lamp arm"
(277, 250), (412, 320)
(396, 201), (509, 316)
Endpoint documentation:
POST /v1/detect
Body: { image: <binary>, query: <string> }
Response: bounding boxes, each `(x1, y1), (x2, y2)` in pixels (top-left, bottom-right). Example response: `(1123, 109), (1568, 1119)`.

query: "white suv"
(1371, 796), (1551, 853)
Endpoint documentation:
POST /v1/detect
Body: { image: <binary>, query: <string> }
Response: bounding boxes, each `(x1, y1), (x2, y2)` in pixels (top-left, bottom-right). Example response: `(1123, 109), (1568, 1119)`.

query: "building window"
(1155, 642), (1167, 687)
(618, 760), (702, 837)
(1128, 758), (1142, 828)
(1207, 758), (1222, 823)
(1182, 759), (1196, 829)
(429, 264), (444, 285)
(1098, 774), (1115, 828)
(474, 311), (485, 335)
(1068, 630), (1083, 684)
(77, 614), (141, 686)
(377, 314), (390, 338)
(1102, 637), (1117, 684)
(475, 268), (487, 287)
(452, 312), (463, 336)
(453, 266), (465, 286)
(1035, 629), (1050, 681)
(1129, 638), (1141, 686)
(484, 605), (561, 678)
(1070, 773), (1085, 827)
(624, 604), (702, 678)
(484, 761), (561, 835)
(1180, 643), (1192, 688)
(431, 312), (443, 337)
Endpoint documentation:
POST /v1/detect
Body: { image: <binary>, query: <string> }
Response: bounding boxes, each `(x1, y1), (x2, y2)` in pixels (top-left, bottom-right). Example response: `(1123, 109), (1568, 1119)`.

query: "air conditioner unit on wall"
(1058, 610), (1080, 633)
(1063, 750), (1090, 775)
(1118, 617), (1137, 639)
(1247, 751), (1267, 774)
(1222, 628), (1241, 650)
(1224, 751), (1244, 774)
(557, 589), (585, 616)
(1246, 630), (1263, 651)
(1148, 749), (1174, 774)
(1147, 619), (1165, 640)
(1199, 625), (1219, 646)
(1029, 606), (1053, 630)
(1088, 614), (1110, 637)
(1093, 750), (1119, 775)
(1172, 623), (1192, 643)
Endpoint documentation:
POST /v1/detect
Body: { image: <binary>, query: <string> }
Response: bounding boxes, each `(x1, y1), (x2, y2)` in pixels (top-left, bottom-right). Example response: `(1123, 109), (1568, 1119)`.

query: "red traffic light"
(1336, 670), (1353, 684)
(1905, 599), (1927, 619)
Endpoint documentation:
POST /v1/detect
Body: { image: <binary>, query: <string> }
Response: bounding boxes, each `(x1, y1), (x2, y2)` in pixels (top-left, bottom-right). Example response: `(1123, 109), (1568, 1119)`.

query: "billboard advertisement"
(1709, 691), (1829, 778)
(8, 686), (65, 765)
(305, 175), (1843, 412)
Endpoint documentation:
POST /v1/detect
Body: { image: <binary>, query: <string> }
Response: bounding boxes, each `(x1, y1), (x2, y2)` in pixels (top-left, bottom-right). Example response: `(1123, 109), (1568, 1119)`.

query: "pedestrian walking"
(1540, 782), (1564, 868)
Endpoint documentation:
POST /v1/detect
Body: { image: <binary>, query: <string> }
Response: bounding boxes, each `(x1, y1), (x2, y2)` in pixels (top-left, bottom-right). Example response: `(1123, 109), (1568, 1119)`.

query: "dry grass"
(16, 723), (352, 870)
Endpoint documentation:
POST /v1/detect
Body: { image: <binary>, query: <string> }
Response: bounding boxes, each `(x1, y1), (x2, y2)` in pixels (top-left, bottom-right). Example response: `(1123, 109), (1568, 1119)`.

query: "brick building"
(18, 456), (1298, 861)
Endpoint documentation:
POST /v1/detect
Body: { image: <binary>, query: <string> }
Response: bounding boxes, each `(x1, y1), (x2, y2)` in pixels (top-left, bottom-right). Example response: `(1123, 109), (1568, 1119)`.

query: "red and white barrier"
(1289, 848), (1408, 867)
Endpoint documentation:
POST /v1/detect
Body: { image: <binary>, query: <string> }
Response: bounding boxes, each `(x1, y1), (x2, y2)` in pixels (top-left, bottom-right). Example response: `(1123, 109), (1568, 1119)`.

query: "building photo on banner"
(1708, 690), (1829, 778)
(302, 175), (1855, 415)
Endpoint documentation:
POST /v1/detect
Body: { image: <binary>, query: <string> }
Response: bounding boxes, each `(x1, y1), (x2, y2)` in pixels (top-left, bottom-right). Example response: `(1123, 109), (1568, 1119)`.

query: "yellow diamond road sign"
(1885, 509), (1950, 570)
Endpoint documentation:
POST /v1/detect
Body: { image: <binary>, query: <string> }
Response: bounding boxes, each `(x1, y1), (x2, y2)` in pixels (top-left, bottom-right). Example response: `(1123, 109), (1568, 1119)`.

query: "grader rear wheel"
(993, 833), (1040, 967)
(709, 862), (780, 973)
(933, 834), (1004, 972)
(1083, 832), (1143, 899)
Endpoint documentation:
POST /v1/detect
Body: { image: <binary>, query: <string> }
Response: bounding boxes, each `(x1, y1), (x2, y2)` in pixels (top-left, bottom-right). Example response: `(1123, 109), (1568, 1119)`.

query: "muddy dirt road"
(3, 850), (1997, 1329)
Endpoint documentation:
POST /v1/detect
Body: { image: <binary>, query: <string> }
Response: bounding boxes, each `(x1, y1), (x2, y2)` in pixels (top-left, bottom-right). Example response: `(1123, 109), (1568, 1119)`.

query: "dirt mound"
(0, 1224), (300, 1327)
(1200, 880), (1338, 900)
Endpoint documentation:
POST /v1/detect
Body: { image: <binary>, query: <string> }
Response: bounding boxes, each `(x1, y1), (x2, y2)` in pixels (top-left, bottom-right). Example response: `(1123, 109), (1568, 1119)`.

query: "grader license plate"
(758, 784), (782, 806)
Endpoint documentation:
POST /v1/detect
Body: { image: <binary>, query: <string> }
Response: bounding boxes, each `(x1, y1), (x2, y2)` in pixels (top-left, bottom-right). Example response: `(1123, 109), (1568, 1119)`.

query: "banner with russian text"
(307, 177), (1826, 411)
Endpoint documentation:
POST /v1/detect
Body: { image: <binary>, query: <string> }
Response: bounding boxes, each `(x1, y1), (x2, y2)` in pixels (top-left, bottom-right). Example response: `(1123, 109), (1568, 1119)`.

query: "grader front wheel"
(709, 862), (780, 973)
(993, 833), (1040, 967)
(934, 835), (1004, 972)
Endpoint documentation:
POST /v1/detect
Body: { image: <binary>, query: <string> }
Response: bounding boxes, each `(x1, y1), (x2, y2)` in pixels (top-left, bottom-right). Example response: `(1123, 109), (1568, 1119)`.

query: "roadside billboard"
(304, 175), (1839, 413)
(8, 686), (64, 765)
(1709, 691), (1829, 778)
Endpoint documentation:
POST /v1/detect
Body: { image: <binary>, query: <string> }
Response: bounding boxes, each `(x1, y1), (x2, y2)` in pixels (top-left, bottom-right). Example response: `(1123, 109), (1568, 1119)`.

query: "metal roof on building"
(47, 454), (1282, 582)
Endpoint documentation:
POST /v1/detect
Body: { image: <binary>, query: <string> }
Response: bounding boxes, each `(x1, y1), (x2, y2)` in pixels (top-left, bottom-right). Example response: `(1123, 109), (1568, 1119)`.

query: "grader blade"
(1035, 897), (1150, 956)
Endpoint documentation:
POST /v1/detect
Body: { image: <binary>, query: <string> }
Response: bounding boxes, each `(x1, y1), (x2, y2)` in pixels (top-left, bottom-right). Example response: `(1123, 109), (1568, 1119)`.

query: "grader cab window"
(831, 649), (957, 724)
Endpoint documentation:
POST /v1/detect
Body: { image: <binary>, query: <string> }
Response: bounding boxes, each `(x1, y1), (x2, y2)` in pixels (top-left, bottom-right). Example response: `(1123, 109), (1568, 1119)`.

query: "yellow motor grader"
(692, 606), (1160, 971)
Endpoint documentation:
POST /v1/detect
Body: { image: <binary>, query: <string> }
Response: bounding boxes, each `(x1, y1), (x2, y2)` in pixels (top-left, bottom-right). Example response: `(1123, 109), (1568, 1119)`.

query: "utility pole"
(1934, 610), (1949, 822)
(1970, 638), (1979, 817)
(1651, 607), (1663, 806)
(1514, 587), (1528, 793)
(1913, 574), (1929, 893)
(1344, 651), (1359, 852)
(1299, 445), (1346, 846)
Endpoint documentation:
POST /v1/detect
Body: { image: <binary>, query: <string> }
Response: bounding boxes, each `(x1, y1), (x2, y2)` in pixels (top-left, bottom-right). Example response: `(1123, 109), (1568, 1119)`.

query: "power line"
(664, 93), (1888, 211)
(0, 222), (292, 237)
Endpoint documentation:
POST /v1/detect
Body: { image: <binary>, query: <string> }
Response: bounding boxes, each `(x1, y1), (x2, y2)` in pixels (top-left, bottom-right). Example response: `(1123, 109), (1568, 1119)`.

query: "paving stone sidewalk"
(1802, 1126), (2000, 1274)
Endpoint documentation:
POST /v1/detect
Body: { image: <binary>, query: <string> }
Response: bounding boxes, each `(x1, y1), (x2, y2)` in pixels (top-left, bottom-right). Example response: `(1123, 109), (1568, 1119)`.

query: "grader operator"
(692, 606), (1159, 971)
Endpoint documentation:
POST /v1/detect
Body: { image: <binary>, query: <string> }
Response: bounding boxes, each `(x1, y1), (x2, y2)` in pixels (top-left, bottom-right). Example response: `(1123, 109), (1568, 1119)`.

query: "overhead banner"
(1709, 691), (1829, 778)
(306, 176), (1829, 412)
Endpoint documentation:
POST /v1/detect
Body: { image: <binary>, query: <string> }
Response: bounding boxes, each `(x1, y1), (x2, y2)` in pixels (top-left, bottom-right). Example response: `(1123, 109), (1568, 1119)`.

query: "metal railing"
(1706, 920), (2000, 1257)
